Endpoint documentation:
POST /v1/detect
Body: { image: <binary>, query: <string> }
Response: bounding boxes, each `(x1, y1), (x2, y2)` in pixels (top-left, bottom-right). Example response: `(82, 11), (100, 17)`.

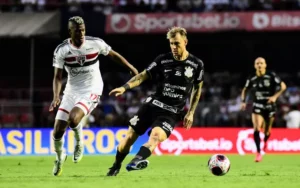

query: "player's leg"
(68, 106), (85, 163)
(252, 113), (264, 162)
(107, 103), (152, 176)
(52, 95), (74, 176)
(263, 114), (275, 151)
(126, 126), (168, 171)
(70, 94), (101, 163)
(107, 127), (139, 176)
(52, 119), (69, 176)
(126, 113), (177, 171)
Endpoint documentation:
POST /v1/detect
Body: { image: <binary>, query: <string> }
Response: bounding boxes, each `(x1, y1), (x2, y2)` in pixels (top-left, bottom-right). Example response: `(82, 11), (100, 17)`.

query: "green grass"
(0, 155), (300, 188)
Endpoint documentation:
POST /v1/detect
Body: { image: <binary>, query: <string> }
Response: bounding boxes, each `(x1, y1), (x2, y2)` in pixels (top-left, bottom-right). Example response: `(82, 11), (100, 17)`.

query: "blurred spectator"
(1, 0), (300, 13)
(283, 105), (300, 129)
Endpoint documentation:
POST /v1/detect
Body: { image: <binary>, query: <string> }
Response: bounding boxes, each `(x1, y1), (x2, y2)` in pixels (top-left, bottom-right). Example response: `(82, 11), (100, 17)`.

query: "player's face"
(169, 33), (187, 58)
(69, 23), (86, 45)
(254, 59), (267, 72)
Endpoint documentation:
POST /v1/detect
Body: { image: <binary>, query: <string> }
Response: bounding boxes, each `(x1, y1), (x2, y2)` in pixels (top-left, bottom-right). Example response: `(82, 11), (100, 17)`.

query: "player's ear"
(185, 39), (188, 45)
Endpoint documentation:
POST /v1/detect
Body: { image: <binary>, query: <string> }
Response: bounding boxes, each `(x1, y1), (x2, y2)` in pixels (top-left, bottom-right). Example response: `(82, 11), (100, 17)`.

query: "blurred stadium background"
(1, 1), (300, 188)
(1, 0), (300, 153)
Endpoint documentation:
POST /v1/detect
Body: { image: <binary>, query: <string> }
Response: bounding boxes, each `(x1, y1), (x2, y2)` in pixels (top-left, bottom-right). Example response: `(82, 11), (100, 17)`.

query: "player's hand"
(183, 112), (194, 130)
(240, 102), (247, 111)
(109, 87), (126, 97)
(49, 97), (61, 112)
(267, 96), (277, 103)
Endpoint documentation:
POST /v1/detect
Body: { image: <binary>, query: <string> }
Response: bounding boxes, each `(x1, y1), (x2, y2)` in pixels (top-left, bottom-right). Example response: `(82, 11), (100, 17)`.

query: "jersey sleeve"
(244, 76), (252, 89)
(194, 60), (204, 85)
(53, 46), (65, 69)
(94, 38), (112, 56)
(145, 54), (163, 79)
(272, 72), (282, 87)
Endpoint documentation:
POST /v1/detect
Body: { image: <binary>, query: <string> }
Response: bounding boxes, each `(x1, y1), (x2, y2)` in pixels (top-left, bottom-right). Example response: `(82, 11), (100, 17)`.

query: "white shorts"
(55, 93), (100, 121)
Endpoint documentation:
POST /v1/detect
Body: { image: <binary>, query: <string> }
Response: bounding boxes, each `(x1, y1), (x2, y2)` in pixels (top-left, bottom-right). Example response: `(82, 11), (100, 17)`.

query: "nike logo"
(164, 69), (172, 72)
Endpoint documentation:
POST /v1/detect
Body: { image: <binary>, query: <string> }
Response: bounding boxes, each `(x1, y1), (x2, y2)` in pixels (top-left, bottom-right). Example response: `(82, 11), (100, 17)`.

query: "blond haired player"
(50, 16), (138, 176)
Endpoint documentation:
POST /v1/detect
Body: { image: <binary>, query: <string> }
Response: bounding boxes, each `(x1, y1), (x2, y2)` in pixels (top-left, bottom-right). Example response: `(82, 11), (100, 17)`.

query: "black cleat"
(126, 159), (149, 171)
(107, 163), (121, 176)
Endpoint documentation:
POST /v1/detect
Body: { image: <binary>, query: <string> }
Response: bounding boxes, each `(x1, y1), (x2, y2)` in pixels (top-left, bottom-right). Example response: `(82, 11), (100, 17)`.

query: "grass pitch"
(0, 155), (300, 188)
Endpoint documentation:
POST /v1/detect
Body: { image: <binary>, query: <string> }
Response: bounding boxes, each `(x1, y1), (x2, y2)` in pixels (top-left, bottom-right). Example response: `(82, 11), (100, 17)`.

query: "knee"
(69, 112), (82, 128)
(149, 132), (164, 145)
(118, 128), (138, 151)
(265, 130), (271, 135)
(53, 126), (66, 139)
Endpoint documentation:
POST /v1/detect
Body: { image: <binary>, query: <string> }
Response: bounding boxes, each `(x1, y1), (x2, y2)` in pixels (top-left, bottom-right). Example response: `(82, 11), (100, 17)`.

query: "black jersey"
(244, 71), (282, 104)
(145, 52), (204, 110)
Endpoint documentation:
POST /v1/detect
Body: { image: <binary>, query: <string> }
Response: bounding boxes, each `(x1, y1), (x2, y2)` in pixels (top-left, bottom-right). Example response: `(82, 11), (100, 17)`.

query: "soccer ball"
(208, 154), (230, 176)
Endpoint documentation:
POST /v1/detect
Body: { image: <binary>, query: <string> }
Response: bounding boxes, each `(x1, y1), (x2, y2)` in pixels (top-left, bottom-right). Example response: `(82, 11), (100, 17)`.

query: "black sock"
(264, 133), (271, 143)
(134, 146), (151, 160)
(115, 150), (129, 165)
(254, 131), (261, 153)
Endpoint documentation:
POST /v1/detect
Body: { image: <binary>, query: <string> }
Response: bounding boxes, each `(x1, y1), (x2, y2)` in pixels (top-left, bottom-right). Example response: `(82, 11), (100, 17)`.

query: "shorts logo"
(162, 122), (173, 132)
(254, 109), (261, 113)
(184, 67), (193, 78)
(129, 115), (139, 126)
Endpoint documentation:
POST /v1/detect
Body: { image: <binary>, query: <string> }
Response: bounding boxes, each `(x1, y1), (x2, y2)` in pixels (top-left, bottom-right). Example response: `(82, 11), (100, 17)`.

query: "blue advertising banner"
(0, 128), (149, 156)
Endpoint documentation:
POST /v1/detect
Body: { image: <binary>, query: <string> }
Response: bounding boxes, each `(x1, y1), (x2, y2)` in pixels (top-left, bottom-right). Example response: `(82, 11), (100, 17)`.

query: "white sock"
(72, 122), (83, 146)
(53, 136), (64, 161)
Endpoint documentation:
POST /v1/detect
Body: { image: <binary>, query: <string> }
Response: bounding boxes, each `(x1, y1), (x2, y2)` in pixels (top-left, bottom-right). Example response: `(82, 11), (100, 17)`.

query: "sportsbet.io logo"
(154, 129), (183, 156)
(236, 129), (265, 155)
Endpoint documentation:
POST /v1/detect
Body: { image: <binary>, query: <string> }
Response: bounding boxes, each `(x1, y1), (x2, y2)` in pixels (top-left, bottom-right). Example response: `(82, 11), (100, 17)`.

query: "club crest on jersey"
(76, 55), (86, 66)
(264, 79), (270, 87)
(184, 66), (193, 78)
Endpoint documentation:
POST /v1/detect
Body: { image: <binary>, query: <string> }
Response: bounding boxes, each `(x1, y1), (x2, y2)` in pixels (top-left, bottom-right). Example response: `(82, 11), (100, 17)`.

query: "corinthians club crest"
(76, 55), (86, 66)
(264, 79), (270, 87)
(184, 66), (193, 78)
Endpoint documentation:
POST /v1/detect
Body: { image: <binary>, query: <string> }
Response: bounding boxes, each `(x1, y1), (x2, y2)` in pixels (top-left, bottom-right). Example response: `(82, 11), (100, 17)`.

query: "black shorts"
(252, 102), (276, 120)
(128, 103), (183, 137)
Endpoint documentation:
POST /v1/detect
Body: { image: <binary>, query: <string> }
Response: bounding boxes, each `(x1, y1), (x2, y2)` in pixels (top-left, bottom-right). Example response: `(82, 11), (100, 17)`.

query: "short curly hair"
(68, 16), (85, 25)
(166, 26), (187, 39)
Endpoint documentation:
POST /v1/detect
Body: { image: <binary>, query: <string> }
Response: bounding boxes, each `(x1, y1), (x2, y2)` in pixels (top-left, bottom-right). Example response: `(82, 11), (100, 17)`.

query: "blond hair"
(166, 26), (187, 39)
(69, 16), (85, 25)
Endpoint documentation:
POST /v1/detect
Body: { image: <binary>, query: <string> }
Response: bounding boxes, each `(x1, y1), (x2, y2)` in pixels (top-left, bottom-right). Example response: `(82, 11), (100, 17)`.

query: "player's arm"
(107, 50), (139, 75)
(49, 68), (63, 111)
(268, 81), (287, 103)
(241, 77), (251, 110)
(49, 46), (65, 111)
(188, 81), (203, 114)
(184, 81), (203, 129)
(241, 87), (248, 103)
(268, 73), (287, 103)
(240, 87), (248, 111)
(109, 70), (149, 97)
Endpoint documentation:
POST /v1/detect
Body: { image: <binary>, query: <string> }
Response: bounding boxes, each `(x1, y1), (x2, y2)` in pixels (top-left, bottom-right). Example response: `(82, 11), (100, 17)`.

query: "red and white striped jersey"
(53, 36), (111, 95)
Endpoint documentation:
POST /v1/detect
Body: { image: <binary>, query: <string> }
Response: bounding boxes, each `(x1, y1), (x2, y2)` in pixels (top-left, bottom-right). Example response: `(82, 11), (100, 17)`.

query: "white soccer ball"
(208, 154), (230, 176)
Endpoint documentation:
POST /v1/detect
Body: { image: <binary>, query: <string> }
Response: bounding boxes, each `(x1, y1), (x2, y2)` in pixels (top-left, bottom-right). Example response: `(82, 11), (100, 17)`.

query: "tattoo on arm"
(189, 82), (203, 114)
(122, 70), (149, 90)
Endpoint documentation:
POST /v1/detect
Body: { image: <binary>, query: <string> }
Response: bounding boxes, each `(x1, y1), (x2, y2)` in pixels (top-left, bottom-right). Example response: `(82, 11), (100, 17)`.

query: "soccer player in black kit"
(240, 57), (286, 162)
(106, 27), (204, 176)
